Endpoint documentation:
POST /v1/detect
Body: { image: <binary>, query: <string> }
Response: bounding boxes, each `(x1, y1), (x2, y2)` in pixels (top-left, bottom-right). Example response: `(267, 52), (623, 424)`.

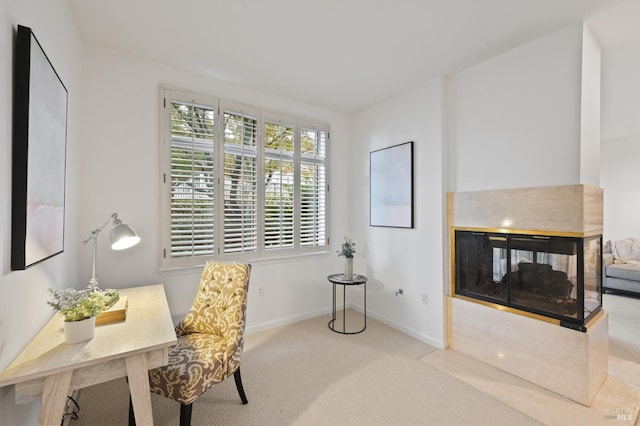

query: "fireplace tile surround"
(448, 184), (603, 236)
(447, 184), (608, 405)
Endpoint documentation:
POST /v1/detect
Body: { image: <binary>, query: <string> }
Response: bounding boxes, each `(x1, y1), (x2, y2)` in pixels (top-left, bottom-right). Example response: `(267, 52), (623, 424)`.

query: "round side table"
(327, 273), (367, 334)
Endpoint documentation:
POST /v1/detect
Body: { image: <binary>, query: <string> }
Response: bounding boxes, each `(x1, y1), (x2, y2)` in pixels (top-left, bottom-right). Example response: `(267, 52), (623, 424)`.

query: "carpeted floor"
(604, 291), (640, 365)
(70, 310), (541, 425)
(70, 293), (639, 426)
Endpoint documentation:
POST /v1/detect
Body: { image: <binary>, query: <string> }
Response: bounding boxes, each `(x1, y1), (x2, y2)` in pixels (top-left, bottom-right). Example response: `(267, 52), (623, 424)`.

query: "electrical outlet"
(421, 293), (428, 304)
(258, 286), (264, 296)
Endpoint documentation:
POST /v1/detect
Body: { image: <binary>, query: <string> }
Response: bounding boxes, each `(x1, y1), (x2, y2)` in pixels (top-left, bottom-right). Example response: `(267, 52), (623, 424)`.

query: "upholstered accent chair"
(129, 261), (251, 426)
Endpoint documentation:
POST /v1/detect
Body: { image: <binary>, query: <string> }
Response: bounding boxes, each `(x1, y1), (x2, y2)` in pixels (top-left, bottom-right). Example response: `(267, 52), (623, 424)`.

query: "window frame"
(160, 87), (330, 269)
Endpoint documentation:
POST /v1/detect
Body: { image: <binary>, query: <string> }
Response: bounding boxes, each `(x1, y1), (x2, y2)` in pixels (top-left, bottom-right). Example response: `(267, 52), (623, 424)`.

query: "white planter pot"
(64, 316), (96, 344)
(344, 257), (354, 281)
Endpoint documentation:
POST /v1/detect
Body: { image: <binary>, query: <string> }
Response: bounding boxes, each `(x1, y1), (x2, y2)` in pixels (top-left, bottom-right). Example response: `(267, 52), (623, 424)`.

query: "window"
(161, 89), (329, 268)
(299, 125), (327, 248)
(168, 98), (216, 259)
(223, 107), (258, 255)
(264, 119), (295, 250)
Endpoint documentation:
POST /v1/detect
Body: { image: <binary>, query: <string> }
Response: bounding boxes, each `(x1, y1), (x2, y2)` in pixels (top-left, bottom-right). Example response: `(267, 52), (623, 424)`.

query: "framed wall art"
(11, 25), (68, 270)
(370, 141), (414, 228)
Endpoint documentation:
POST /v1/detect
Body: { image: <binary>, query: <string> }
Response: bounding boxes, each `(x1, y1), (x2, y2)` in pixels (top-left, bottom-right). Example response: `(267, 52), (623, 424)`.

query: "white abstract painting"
(12, 25), (67, 269)
(370, 142), (413, 228)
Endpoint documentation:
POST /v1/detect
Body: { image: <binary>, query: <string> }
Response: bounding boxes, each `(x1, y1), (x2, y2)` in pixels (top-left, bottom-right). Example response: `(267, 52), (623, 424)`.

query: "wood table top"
(0, 284), (177, 387)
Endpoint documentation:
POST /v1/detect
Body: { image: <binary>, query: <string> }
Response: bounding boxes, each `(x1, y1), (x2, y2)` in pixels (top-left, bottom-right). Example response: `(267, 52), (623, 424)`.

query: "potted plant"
(337, 237), (356, 280)
(47, 286), (113, 344)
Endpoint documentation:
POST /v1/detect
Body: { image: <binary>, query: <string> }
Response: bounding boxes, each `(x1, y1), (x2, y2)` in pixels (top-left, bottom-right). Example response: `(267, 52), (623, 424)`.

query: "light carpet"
(71, 310), (541, 426)
(71, 293), (639, 426)
(604, 292), (640, 365)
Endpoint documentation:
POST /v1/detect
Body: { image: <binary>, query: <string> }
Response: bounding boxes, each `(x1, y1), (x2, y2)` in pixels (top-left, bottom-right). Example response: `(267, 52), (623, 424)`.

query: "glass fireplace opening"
(454, 230), (602, 330)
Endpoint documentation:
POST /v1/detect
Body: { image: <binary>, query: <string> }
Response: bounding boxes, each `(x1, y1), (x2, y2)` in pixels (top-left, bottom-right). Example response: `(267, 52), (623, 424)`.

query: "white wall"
(330, 21), (603, 350)
(448, 23), (586, 192)
(601, 40), (640, 142)
(351, 77), (446, 348)
(580, 23), (601, 186)
(0, 1), (83, 425)
(599, 25), (640, 241)
(601, 136), (640, 242)
(79, 45), (352, 330)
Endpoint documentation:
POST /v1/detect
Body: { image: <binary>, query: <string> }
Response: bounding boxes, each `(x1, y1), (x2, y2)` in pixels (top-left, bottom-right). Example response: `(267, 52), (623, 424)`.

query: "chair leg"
(128, 395), (136, 426)
(234, 368), (248, 404)
(180, 403), (193, 426)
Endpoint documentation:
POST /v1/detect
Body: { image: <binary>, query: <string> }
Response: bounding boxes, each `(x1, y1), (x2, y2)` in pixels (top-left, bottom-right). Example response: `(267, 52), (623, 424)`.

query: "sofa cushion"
(606, 263), (640, 281)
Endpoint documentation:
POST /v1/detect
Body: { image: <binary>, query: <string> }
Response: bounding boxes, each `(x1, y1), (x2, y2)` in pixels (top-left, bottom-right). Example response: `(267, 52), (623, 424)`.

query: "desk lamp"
(82, 213), (140, 288)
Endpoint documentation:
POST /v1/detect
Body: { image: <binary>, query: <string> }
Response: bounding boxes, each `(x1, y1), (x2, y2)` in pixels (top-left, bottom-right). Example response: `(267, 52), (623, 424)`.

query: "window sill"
(159, 250), (332, 275)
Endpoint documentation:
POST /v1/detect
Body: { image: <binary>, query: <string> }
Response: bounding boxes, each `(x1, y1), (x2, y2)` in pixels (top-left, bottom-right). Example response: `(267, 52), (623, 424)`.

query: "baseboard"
(245, 304), (445, 349)
(356, 307), (445, 349)
(245, 307), (332, 335)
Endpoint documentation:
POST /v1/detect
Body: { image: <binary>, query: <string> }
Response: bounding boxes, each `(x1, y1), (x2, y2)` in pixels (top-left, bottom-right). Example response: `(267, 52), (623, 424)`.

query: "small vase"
(344, 257), (354, 281)
(64, 316), (96, 344)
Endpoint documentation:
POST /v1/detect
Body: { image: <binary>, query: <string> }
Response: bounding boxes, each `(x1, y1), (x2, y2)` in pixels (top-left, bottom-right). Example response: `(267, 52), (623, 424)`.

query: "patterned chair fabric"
(148, 261), (251, 406)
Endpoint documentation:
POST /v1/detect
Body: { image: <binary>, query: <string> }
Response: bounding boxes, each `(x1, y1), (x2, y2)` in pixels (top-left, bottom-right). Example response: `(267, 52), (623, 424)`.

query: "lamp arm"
(82, 213), (118, 245)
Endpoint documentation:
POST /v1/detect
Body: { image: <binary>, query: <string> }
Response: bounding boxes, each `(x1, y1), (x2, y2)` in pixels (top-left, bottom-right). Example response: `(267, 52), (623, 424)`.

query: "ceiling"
(69, 0), (638, 114)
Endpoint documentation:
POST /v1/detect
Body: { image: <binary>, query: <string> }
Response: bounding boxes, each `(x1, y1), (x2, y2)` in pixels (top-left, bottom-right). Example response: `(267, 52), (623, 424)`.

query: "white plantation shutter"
(223, 109), (258, 254)
(300, 127), (327, 247)
(161, 88), (329, 268)
(169, 100), (215, 258)
(264, 121), (295, 250)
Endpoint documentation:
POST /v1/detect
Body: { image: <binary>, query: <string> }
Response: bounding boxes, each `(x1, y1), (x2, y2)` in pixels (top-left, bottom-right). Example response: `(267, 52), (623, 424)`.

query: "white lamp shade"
(110, 222), (141, 250)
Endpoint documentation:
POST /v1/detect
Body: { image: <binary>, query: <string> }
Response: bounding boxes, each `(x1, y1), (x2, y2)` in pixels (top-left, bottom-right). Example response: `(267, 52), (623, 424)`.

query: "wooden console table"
(0, 284), (177, 425)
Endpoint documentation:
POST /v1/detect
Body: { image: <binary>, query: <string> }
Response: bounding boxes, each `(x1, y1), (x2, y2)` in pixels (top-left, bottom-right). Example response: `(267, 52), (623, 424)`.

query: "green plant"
(47, 286), (110, 322)
(337, 237), (356, 259)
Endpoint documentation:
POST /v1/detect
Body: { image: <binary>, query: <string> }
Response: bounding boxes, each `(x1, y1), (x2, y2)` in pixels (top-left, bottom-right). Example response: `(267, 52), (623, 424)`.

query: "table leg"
(126, 353), (153, 426)
(38, 370), (73, 426)
(363, 282), (367, 330)
(342, 284), (347, 333)
(332, 283), (336, 324)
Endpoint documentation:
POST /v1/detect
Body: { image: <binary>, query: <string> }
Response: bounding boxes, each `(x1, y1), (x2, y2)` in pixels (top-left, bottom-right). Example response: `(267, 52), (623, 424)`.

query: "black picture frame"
(370, 141), (414, 228)
(11, 25), (68, 270)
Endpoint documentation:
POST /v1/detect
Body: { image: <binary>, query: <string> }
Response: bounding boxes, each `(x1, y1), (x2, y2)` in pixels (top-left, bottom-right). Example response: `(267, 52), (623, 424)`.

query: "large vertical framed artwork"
(369, 141), (414, 228)
(11, 25), (68, 270)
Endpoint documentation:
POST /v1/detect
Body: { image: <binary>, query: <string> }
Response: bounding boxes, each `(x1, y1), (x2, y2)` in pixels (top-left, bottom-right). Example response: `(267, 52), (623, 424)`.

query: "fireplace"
(447, 185), (608, 406)
(454, 229), (602, 330)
